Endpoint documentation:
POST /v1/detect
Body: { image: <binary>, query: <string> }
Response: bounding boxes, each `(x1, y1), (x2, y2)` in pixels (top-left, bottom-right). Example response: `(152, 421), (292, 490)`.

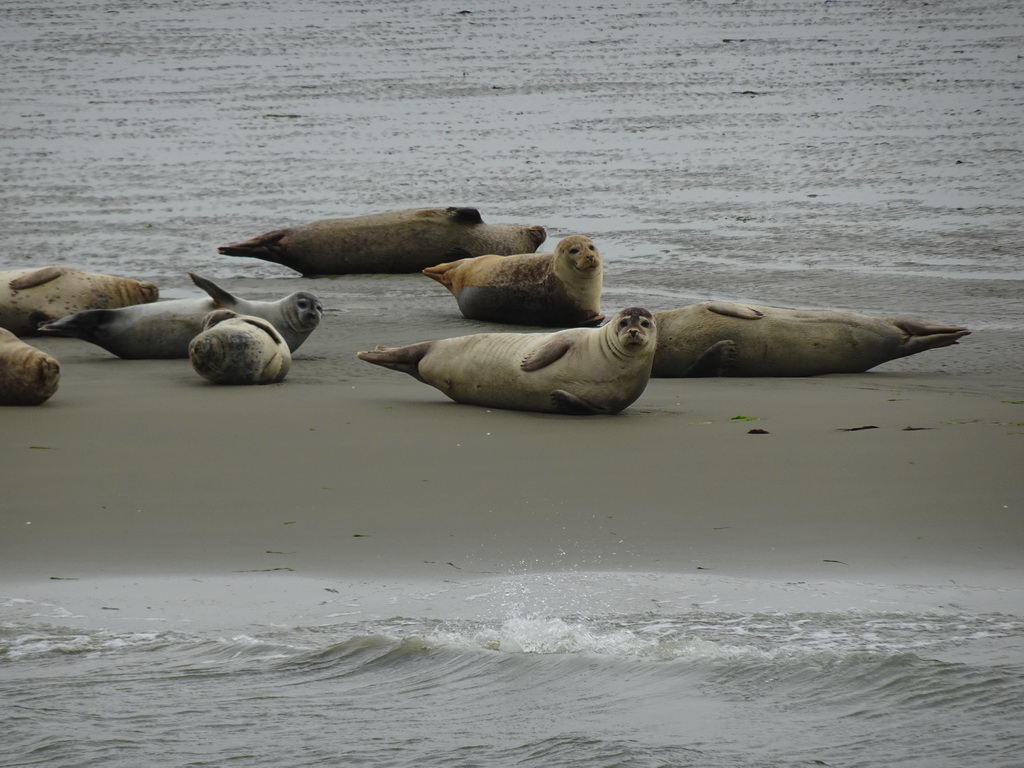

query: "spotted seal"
(37, 273), (322, 359)
(219, 207), (547, 275)
(189, 310), (291, 385)
(422, 234), (604, 327)
(357, 306), (656, 414)
(652, 301), (971, 377)
(0, 328), (60, 405)
(0, 266), (158, 336)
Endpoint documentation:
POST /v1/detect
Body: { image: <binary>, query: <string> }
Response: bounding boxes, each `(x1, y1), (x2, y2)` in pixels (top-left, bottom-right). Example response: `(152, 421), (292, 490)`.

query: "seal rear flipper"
(682, 339), (740, 377)
(9, 266), (67, 291)
(189, 272), (240, 309)
(550, 390), (604, 415)
(580, 313), (605, 327)
(703, 301), (765, 320)
(217, 229), (289, 262)
(36, 310), (106, 340)
(892, 318), (971, 355)
(356, 342), (432, 382)
(422, 257), (471, 288)
(520, 337), (574, 371)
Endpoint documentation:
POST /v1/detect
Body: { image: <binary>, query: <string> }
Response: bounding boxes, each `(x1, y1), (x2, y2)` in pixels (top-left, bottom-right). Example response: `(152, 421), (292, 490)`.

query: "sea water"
(3, 572), (1023, 768)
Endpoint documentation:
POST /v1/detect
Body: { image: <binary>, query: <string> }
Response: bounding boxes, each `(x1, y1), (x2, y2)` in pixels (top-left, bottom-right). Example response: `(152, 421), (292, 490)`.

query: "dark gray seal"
(37, 273), (322, 359)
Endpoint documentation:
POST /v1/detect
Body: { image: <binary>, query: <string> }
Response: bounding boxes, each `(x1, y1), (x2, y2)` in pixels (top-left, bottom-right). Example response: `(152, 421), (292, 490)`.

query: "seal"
(218, 207), (547, 275)
(37, 272), (322, 359)
(0, 328), (60, 406)
(421, 234), (604, 327)
(651, 301), (971, 377)
(356, 306), (656, 415)
(0, 266), (158, 336)
(189, 310), (291, 385)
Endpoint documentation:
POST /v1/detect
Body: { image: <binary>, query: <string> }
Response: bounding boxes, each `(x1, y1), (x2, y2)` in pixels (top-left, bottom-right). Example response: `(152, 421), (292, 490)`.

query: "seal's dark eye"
(641, 320), (651, 328)
(569, 248), (579, 254)
(619, 319), (628, 327)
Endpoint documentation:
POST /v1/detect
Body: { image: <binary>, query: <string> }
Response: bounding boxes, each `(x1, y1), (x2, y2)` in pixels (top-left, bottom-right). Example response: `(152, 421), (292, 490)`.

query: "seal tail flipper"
(550, 390), (606, 415)
(188, 272), (239, 308)
(217, 229), (289, 262)
(356, 342), (432, 382)
(36, 309), (106, 341)
(421, 260), (463, 288)
(9, 266), (67, 291)
(892, 317), (971, 355)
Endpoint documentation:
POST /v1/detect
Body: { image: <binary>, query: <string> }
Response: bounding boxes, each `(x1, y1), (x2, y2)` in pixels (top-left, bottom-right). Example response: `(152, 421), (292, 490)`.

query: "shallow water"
(2, 1), (1023, 765)
(3, 573), (1024, 768)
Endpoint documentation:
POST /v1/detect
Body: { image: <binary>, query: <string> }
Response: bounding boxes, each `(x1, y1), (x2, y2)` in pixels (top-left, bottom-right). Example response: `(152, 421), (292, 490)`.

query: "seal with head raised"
(0, 328), (60, 406)
(189, 310), (291, 385)
(652, 301), (971, 377)
(218, 206), (547, 275)
(37, 272), (322, 359)
(422, 234), (604, 327)
(0, 266), (159, 336)
(357, 306), (656, 415)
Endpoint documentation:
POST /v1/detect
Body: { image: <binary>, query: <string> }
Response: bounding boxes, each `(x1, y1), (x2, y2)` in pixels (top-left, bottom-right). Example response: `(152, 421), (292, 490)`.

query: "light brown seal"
(356, 306), (656, 415)
(0, 328), (60, 405)
(189, 310), (291, 385)
(37, 272), (322, 359)
(218, 207), (548, 275)
(0, 266), (159, 336)
(652, 301), (971, 377)
(421, 234), (604, 327)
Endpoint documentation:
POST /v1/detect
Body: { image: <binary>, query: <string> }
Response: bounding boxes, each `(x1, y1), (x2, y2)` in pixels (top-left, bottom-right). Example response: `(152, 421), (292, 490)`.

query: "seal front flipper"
(446, 207), (484, 225)
(580, 313), (605, 327)
(681, 339), (740, 377)
(550, 390), (604, 415)
(704, 301), (765, 320)
(8, 266), (67, 291)
(520, 337), (574, 371)
(356, 342), (433, 382)
(189, 272), (240, 309)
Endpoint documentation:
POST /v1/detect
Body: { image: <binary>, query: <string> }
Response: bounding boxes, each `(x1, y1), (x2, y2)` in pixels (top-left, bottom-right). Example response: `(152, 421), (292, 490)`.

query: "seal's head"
(554, 234), (601, 274)
(612, 307), (656, 349)
(281, 291), (323, 332)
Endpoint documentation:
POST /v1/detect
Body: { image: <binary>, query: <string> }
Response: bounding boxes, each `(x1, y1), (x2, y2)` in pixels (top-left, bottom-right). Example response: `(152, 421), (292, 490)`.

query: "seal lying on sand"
(189, 310), (291, 385)
(0, 328), (60, 405)
(0, 266), (158, 336)
(38, 273), (322, 359)
(218, 207), (547, 275)
(652, 301), (971, 377)
(422, 234), (604, 327)
(357, 306), (656, 415)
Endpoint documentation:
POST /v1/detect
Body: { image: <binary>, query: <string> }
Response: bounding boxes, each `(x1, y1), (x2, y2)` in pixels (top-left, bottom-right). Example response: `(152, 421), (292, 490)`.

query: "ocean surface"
(3, 571), (1024, 768)
(2, 1), (1023, 766)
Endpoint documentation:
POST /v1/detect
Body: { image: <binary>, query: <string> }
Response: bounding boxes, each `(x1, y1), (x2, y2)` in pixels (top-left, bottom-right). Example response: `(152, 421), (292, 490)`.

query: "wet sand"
(3, 311), (1022, 630)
